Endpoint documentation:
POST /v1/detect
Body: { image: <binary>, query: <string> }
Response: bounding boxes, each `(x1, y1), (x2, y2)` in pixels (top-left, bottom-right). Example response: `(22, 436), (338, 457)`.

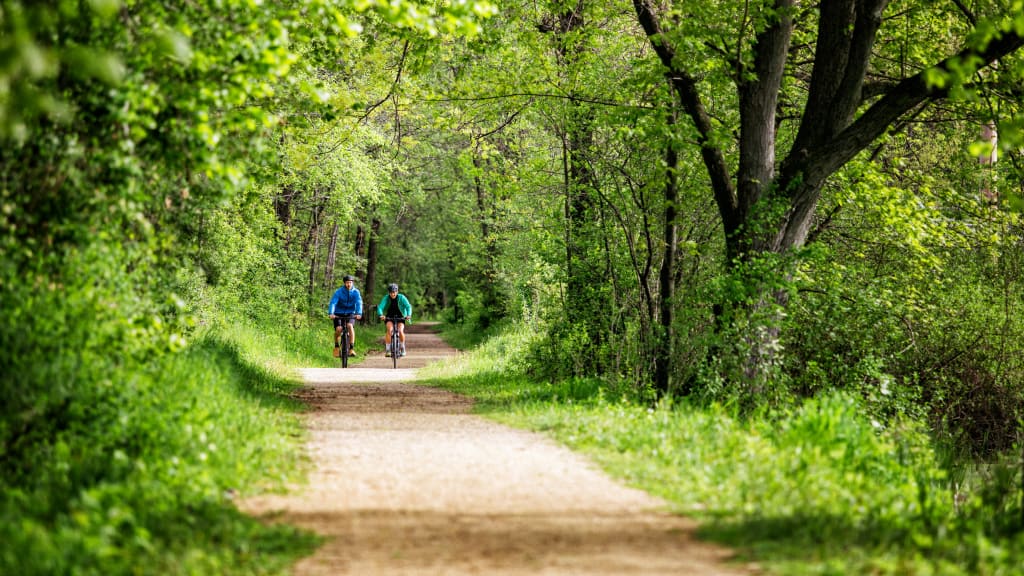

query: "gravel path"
(241, 323), (754, 575)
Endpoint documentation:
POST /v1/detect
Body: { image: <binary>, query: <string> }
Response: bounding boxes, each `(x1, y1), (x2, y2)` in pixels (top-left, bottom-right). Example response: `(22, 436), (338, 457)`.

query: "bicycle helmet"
(388, 283), (399, 293)
(343, 275), (355, 282)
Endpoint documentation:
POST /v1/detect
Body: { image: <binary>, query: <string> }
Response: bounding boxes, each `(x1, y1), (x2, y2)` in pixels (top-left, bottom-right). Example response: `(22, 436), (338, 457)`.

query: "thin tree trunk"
(353, 223), (366, 277)
(306, 201), (324, 299)
(654, 110), (680, 397)
(274, 184), (297, 250)
(472, 152), (502, 326)
(550, 1), (610, 373)
(363, 217), (381, 322)
(324, 221), (339, 289)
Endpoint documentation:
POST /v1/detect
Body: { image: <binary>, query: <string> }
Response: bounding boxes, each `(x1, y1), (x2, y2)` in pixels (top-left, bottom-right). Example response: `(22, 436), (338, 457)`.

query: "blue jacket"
(328, 286), (363, 316)
(376, 293), (412, 320)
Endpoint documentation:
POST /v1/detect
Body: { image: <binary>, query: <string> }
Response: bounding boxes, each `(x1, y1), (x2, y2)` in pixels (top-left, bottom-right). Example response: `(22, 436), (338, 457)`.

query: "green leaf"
(63, 46), (125, 85)
(86, 0), (122, 19)
(156, 29), (193, 64)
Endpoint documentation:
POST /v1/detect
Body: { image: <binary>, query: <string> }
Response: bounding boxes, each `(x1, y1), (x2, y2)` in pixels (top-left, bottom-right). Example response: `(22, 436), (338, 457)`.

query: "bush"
(0, 261), (317, 575)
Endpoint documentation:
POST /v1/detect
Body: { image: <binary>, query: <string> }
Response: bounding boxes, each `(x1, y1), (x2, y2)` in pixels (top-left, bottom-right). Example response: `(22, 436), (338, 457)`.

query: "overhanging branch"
(809, 23), (1024, 184)
(632, 0), (739, 231)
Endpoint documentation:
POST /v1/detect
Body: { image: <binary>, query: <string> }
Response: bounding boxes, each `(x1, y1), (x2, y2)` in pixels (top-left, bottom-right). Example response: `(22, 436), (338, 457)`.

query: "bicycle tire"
(392, 329), (399, 369)
(341, 329), (350, 368)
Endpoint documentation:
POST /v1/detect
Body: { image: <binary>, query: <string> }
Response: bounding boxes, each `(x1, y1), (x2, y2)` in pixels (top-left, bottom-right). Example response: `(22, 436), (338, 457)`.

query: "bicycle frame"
(333, 314), (355, 368)
(384, 316), (404, 368)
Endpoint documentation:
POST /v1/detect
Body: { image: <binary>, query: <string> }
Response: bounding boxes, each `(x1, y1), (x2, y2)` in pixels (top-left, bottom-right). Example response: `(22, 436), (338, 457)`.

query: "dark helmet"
(388, 283), (399, 293)
(343, 275), (355, 282)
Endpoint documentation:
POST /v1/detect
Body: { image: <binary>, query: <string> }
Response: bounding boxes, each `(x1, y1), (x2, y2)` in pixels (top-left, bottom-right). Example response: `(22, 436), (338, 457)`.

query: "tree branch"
(362, 40), (410, 120)
(831, 0), (890, 126)
(810, 24), (1024, 184)
(794, 0), (890, 150)
(632, 0), (739, 233)
(793, 0), (855, 149)
(951, 0), (977, 26)
(475, 98), (534, 140)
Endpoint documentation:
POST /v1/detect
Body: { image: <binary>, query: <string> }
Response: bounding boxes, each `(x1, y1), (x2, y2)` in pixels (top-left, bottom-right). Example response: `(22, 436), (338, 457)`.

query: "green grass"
(0, 318), (327, 575)
(421, 323), (1024, 576)
(436, 318), (506, 352)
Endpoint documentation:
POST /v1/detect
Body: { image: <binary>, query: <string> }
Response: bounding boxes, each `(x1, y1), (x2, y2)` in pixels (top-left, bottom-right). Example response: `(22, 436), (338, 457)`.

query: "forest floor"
(240, 323), (756, 575)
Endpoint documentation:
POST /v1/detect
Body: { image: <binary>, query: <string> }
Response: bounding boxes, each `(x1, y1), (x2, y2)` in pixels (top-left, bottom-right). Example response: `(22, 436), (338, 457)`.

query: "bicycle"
(383, 315), (407, 368)
(331, 313), (355, 368)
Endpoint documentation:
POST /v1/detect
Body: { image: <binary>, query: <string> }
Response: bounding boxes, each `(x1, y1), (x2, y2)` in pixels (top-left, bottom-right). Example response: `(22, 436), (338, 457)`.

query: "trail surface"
(241, 323), (754, 575)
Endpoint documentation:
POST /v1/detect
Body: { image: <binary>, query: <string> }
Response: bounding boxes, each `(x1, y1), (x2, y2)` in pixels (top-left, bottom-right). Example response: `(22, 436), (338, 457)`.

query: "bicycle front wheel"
(391, 332), (398, 368)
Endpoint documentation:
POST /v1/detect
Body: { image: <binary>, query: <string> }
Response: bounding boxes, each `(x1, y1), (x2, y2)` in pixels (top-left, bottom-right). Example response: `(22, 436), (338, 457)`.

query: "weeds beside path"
(241, 323), (755, 575)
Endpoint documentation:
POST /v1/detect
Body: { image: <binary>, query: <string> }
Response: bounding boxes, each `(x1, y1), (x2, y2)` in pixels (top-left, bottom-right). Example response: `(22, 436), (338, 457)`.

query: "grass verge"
(0, 318), (327, 575)
(421, 323), (1024, 576)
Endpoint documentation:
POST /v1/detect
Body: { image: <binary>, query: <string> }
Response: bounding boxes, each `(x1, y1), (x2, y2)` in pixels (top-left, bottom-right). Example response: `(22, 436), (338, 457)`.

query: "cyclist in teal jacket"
(376, 283), (412, 357)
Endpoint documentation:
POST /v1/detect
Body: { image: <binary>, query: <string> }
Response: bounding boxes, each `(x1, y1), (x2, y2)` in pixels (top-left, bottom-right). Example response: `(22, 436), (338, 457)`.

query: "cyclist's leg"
(398, 321), (406, 355)
(347, 319), (357, 355)
(385, 321), (395, 355)
(332, 318), (343, 357)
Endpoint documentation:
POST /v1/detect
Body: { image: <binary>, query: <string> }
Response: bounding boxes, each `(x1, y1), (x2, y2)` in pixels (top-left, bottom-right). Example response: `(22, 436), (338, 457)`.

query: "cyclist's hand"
(329, 314), (336, 319)
(379, 315), (385, 321)
(355, 314), (362, 320)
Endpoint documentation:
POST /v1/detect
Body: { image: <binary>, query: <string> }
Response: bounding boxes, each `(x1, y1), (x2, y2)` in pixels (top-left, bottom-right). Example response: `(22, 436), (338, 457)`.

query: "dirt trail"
(241, 323), (754, 575)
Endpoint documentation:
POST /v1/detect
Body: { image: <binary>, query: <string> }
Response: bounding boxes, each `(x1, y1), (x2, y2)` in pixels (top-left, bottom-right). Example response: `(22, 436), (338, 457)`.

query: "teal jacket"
(376, 293), (412, 320)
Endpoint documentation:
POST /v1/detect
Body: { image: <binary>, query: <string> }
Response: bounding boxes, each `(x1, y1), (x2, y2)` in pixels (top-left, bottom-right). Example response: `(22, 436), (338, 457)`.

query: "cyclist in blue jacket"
(377, 283), (412, 357)
(329, 275), (363, 356)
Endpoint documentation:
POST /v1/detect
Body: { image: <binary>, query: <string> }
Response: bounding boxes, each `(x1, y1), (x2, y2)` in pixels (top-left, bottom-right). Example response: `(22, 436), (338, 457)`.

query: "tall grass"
(422, 323), (1024, 575)
(0, 318), (325, 575)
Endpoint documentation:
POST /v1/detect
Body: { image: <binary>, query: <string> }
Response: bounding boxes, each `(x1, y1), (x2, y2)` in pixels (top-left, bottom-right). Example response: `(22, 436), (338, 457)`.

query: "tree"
(631, 0), (1024, 386)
